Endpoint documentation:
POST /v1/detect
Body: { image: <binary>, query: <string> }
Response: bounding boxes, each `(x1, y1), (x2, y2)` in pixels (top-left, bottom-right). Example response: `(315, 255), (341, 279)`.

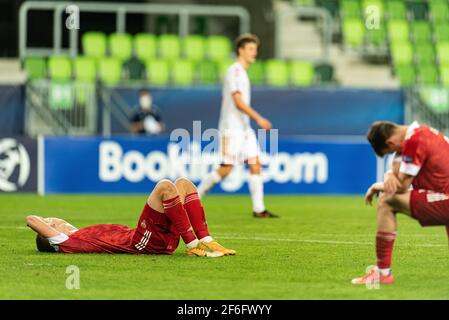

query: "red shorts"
(131, 204), (180, 255)
(410, 190), (449, 227)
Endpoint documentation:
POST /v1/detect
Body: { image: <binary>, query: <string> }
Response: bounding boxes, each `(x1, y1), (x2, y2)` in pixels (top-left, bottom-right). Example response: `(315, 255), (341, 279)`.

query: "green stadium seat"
(109, 33), (132, 61)
(146, 59), (170, 86)
(24, 57), (46, 80)
(388, 20), (410, 43)
(394, 65), (416, 87)
(343, 18), (365, 47)
(247, 60), (265, 85)
(386, 1), (407, 20)
(436, 42), (449, 65)
(73, 56), (96, 83)
(98, 58), (122, 85)
(315, 63), (334, 83)
(82, 32), (107, 59)
(158, 34), (181, 61)
(316, 0), (340, 18)
(290, 61), (315, 87)
(429, 0), (449, 23)
(206, 36), (232, 62)
(407, 1), (429, 21)
(197, 60), (218, 84)
(415, 43), (435, 64)
(49, 81), (74, 110)
(391, 42), (413, 65)
(265, 59), (289, 87)
(420, 87), (449, 113)
(340, 0), (362, 18)
(411, 22), (433, 44)
(217, 59), (234, 81)
(134, 33), (157, 61)
(365, 23), (386, 46)
(172, 60), (195, 86)
(417, 65), (439, 85)
(440, 65), (449, 87)
(434, 23), (449, 42)
(362, 0), (385, 19)
(183, 35), (205, 61)
(48, 56), (72, 81)
(294, 0), (315, 6)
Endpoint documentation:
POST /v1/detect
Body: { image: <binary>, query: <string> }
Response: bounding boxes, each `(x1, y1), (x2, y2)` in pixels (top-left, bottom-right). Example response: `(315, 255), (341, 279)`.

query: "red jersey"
(58, 224), (139, 254)
(400, 122), (449, 193)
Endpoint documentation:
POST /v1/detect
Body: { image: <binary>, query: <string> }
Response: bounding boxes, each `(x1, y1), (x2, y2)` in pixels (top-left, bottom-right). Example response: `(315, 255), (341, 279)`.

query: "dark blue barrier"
(0, 85), (25, 135)
(114, 87), (404, 135)
(43, 135), (378, 195)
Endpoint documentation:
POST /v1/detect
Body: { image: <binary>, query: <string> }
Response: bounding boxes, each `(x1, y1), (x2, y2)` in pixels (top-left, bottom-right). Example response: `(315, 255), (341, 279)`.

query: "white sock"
(379, 268), (391, 276)
(186, 239), (199, 249)
(198, 171), (222, 198)
(200, 236), (213, 243)
(248, 174), (265, 213)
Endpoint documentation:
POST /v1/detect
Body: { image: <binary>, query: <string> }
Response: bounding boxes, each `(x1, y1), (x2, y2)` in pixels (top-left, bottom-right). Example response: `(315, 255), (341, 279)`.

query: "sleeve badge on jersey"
(402, 155), (414, 163)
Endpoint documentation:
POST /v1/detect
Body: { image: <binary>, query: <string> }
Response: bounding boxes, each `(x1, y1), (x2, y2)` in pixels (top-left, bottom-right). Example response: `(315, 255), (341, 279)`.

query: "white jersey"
(218, 62), (251, 132)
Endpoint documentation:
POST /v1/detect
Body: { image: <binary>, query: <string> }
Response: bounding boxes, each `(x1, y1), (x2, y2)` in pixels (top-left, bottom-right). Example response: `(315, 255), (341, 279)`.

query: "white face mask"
(140, 95), (152, 110)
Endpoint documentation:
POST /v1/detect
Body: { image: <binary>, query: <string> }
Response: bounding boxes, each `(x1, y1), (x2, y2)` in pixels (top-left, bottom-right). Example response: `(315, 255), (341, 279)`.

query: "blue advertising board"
(42, 135), (378, 195)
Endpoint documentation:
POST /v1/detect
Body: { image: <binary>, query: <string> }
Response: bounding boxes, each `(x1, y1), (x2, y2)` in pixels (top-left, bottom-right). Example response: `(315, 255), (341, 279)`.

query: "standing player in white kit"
(197, 34), (278, 218)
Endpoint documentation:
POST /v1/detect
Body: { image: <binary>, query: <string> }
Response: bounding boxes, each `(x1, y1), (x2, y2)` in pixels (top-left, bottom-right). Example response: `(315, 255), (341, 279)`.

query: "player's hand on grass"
(365, 182), (384, 206)
(383, 173), (401, 194)
(257, 117), (272, 130)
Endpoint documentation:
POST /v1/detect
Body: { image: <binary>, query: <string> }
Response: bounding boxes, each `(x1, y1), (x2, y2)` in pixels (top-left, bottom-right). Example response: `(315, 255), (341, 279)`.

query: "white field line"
(2, 226), (447, 248)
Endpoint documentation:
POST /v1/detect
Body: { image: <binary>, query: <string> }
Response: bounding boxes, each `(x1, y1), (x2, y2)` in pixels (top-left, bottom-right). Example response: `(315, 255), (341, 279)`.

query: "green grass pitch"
(1, 194), (449, 299)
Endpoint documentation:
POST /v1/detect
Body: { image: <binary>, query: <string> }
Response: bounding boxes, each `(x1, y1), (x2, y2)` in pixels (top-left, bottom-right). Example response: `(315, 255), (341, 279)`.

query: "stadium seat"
(415, 43), (436, 64)
(290, 61), (315, 87)
(340, 0), (362, 18)
(315, 63), (334, 83)
(197, 60), (218, 84)
(82, 32), (107, 59)
(171, 60), (195, 86)
(183, 35), (205, 61)
(362, 0), (385, 19)
(429, 0), (449, 23)
(49, 81), (74, 110)
(146, 59), (170, 86)
(98, 58), (122, 85)
(386, 1), (407, 20)
(394, 64), (416, 87)
(206, 36), (232, 62)
(73, 56), (96, 83)
(390, 42), (413, 65)
(411, 21), (432, 44)
(387, 20), (410, 43)
(436, 42), (449, 65)
(265, 59), (289, 87)
(109, 33), (132, 61)
(134, 33), (157, 61)
(417, 65), (439, 85)
(315, 0), (340, 18)
(158, 34), (181, 61)
(407, 1), (429, 21)
(343, 18), (365, 47)
(217, 59), (234, 81)
(24, 57), (46, 80)
(434, 23), (449, 42)
(440, 64), (449, 87)
(247, 60), (265, 85)
(365, 23), (386, 46)
(48, 56), (72, 81)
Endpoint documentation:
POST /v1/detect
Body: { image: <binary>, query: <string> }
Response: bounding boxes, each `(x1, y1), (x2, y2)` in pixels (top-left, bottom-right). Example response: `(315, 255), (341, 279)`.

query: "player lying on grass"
(352, 121), (449, 285)
(26, 177), (235, 257)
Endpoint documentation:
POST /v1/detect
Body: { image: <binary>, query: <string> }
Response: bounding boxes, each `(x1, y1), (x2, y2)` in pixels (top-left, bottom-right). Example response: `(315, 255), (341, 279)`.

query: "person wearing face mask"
(130, 89), (165, 135)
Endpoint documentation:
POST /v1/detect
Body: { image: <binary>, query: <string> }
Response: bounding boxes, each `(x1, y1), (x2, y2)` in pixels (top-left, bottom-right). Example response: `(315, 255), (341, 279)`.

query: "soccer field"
(1, 194), (448, 300)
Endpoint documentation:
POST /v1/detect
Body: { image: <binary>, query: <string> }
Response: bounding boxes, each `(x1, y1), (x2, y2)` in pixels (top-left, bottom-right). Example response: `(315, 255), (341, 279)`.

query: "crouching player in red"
(26, 177), (236, 257)
(352, 121), (449, 285)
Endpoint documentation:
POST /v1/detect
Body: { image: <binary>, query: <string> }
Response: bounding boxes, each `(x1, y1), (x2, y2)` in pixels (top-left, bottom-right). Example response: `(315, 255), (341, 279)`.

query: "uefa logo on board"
(0, 138), (31, 192)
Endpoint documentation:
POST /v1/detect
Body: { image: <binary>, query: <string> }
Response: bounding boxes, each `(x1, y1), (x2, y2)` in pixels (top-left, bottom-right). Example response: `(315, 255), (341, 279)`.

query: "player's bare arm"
(232, 92), (272, 130)
(26, 215), (60, 238)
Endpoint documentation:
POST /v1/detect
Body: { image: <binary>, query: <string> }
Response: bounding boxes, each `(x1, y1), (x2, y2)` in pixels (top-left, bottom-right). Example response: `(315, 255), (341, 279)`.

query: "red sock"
(183, 192), (210, 240)
(163, 196), (197, 244)
(376, 231), (396, 269)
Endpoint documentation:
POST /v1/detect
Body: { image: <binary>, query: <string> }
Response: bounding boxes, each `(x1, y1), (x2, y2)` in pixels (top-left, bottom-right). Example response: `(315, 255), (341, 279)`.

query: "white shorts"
(220, 129), (260, 165)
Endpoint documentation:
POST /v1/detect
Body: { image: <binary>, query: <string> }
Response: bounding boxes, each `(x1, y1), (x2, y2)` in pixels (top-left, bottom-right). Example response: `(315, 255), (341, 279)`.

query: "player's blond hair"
(235, 33), (260, 56)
